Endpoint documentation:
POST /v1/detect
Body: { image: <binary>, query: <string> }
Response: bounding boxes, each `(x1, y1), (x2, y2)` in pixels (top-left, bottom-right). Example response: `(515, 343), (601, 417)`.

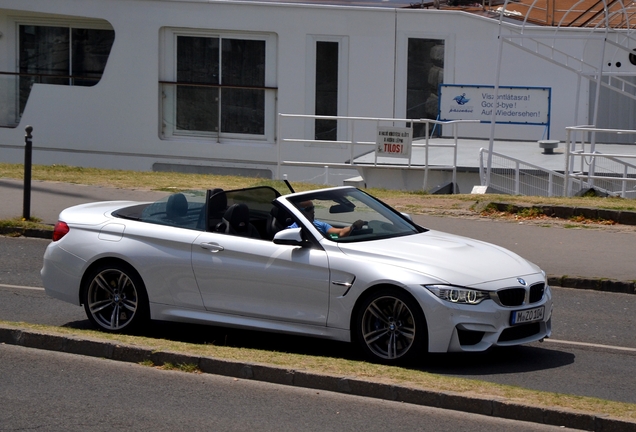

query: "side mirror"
(401, 212), (413, 221)
(273, 227), (305, 246)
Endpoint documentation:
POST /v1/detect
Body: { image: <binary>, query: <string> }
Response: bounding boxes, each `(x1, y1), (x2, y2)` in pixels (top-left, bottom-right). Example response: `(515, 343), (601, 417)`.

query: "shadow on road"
(424, 345), (575, 375)
(61, 318), (574, 375)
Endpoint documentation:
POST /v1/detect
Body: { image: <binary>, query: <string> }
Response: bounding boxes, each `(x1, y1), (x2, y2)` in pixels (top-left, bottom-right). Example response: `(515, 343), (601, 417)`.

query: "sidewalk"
(0, 178), (169, 223)
(1, 177), (634, 294)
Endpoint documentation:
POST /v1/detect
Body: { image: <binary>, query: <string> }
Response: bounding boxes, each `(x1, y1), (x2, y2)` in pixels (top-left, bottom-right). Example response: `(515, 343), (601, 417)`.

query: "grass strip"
(1, 320), (634, 422)
(2, 163), (636, 213)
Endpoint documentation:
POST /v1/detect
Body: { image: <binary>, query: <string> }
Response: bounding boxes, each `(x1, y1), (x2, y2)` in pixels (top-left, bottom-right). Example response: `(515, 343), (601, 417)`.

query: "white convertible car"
(42, 185), (552, 364)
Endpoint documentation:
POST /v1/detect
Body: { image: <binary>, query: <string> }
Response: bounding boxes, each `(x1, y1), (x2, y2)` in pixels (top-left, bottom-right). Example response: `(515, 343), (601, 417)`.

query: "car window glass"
(210, 186), (280, 240)
(291, 188), (421, 242)
(139, 191), (206, 230)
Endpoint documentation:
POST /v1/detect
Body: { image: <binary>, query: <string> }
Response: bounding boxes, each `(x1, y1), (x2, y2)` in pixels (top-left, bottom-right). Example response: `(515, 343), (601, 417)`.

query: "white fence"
(276, 113), (477, 189)
(479, 126), (636, 198)
(564, 126), (636, 198)
(479, 149), (577, 197)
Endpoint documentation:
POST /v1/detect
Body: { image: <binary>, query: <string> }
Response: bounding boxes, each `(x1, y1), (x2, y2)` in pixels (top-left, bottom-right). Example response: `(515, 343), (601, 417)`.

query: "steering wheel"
(350, 220), (373, 236)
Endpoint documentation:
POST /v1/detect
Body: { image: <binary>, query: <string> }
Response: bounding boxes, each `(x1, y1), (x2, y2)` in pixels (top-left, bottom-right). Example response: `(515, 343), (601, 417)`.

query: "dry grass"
(1, 164), (635, 421)
(1, 321), (634, 422)
(2, 163), (636, 217)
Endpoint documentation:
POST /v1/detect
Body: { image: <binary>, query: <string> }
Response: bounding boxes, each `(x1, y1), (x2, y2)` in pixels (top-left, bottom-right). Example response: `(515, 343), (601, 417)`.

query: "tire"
(354, 288), (427, 364)
(82, 262), (149, 332)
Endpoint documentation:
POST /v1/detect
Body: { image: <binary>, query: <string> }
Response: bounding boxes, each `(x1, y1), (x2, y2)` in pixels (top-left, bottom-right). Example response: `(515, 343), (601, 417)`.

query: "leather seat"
(266, 206), (292, 239)
(216, 203), (261, 239)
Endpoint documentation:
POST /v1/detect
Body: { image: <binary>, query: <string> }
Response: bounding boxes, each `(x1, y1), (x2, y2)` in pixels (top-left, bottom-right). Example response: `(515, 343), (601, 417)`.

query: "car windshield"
(287, 188), (424, 242)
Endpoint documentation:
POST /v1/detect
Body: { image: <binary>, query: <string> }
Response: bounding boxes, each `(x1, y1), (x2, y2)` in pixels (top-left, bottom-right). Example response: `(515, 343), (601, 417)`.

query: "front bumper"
(416, 280), (553, 353)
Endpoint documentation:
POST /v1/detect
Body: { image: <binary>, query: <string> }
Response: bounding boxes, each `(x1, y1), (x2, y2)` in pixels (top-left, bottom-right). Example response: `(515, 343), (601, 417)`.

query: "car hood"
(336, 230), (541, 287)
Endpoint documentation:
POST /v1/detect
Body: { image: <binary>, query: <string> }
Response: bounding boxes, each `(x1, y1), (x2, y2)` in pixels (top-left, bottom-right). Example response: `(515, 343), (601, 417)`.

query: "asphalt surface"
(1, 177), (635, 430)
(0, 344), (583, 432)
(1, 177), (635, 289)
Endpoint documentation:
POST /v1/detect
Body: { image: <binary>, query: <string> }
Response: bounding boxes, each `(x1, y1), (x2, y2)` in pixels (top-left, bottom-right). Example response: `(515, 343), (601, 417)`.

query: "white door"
(191, 232), (330, 326)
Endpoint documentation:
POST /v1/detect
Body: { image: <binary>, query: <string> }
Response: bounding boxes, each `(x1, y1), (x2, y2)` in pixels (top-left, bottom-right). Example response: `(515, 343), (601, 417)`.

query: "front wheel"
(82, 262), (149, 332)
(354, 288), (427, 364)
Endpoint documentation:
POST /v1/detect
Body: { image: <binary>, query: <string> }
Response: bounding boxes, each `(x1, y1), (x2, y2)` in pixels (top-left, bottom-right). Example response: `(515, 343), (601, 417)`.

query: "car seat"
(216, 203), (261, 239)
(207, 188), (228, 230)
(266, 206), (292, 239)
(166, 193), (188, 221)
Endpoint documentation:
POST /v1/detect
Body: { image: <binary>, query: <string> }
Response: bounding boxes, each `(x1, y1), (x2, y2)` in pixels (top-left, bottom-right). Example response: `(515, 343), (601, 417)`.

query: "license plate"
(510, 306), (545, 325)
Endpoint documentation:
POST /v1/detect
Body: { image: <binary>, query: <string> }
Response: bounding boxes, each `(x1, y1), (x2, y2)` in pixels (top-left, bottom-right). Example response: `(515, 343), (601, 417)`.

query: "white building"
(0, 0), (635, 183)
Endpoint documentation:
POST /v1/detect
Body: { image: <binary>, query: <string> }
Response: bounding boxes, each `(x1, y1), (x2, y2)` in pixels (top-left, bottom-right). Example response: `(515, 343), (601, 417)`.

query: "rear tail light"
(52, 221), (70, 241)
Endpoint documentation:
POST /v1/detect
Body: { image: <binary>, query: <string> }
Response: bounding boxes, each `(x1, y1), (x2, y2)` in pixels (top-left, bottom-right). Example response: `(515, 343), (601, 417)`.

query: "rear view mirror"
(329, 204), (354, 214)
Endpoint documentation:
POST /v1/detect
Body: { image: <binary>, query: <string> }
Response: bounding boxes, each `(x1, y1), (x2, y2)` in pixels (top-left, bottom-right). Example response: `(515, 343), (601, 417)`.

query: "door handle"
(199, 242), (224, 252)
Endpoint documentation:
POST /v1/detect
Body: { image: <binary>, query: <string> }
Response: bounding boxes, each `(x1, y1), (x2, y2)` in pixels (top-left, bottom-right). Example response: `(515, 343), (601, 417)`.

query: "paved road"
(3, 235), (636, 348)
(2, 235), (636, 405)
(414, 215), (636, 282)
(0, 344), (585, 432)
(1, 178), (635, 282)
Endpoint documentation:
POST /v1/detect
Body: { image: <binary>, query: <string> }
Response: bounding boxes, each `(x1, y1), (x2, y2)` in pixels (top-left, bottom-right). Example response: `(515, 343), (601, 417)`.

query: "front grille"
(496, 288), (525, 306)
(457, 329), (484, 346)
(529, 283), (545, 303)
(498, 323), (541, 342)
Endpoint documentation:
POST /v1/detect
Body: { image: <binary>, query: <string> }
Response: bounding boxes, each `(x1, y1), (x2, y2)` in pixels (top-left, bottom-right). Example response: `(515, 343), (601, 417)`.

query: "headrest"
(166, 193), (188, 219)
(209, 189), (227, 212)
(223, 203), (250, 232)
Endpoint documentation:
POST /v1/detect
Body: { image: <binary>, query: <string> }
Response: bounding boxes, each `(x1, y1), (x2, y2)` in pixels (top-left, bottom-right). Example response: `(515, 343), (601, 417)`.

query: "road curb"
(0, 325), (633, 431)
(489, 202), (636, 226)
(0, 227), (52, 239)
(548, 276), (636, 295)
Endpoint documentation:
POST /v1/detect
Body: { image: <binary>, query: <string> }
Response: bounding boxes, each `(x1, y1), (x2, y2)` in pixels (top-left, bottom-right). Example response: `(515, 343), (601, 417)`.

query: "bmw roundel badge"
(517, 278), (527, 286)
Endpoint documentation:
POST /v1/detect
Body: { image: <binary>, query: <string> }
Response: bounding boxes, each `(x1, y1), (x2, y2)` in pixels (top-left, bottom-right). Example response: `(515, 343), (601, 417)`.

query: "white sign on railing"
(438, 84), (551, 126)
(376, 126), (412, 158)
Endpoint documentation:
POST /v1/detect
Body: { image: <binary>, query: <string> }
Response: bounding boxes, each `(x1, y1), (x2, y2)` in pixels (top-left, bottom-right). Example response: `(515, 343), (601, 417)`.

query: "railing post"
(23, 125), (33, 220)
(276, 114), (281, 180)
(564, 128), (571, 196)
(423, 121), (429, 190)
(479, 148), (485, 185)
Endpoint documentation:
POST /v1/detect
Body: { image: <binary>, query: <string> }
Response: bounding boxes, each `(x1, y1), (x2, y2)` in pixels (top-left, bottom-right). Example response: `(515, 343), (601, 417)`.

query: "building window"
(407, 38), (444, 138)
(162, 31), (276, 141)
(19, 25), (115, 115)
(315, 41), (339, 141)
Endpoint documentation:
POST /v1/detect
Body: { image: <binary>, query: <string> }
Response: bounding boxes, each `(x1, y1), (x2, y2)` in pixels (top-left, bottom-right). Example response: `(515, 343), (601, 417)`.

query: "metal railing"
(479, 148), (581, 197)
(478, 127), (636, 198)
(564, 126), (636, 198)
(276, 113), (478, 190)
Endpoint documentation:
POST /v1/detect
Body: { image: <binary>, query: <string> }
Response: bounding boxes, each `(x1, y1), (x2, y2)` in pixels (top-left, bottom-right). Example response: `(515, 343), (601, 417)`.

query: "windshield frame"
(282, 187), (426, 243)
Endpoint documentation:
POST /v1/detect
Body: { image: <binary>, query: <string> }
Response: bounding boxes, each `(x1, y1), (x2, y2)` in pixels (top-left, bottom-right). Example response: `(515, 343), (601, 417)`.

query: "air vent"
(529, 283), (545, 303)
(498, 323), (541, 342)
(496, 288), (525, 307)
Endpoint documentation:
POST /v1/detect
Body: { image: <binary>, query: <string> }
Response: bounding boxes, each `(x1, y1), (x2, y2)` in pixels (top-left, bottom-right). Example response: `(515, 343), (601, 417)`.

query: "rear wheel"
(82, 262), (149, 332)
(354, 288), (427, 364)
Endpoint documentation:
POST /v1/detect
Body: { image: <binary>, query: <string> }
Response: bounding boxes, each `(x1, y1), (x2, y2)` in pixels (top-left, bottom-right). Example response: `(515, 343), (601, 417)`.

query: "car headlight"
(425, 285), (491, 305)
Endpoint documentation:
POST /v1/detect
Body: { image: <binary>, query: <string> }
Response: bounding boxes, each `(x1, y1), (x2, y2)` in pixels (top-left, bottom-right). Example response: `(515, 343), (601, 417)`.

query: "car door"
(191, 231), (330, 326)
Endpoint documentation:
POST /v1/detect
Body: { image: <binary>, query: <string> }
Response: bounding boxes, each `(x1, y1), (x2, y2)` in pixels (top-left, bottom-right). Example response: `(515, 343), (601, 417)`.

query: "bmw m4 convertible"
(42, 185), (552, 364)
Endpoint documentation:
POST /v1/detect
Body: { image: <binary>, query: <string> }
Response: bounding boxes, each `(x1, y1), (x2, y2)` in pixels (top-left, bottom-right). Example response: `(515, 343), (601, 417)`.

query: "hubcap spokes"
(362, 296), (415, 360)
(88, 270), (138, 330)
